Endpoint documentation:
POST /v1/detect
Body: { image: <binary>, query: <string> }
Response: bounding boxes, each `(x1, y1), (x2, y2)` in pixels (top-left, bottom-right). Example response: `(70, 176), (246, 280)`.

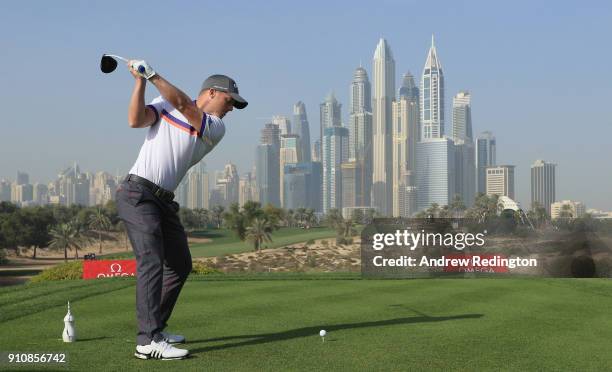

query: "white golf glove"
(131, 60), (157, 80)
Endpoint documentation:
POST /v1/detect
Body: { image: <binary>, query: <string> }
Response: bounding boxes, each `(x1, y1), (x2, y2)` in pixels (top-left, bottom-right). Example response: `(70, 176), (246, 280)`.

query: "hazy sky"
(1, 0), (611, 210)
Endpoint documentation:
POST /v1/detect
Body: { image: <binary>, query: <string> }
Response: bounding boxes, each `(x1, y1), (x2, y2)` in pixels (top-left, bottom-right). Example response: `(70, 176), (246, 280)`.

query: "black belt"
(125, 174), (175, 203)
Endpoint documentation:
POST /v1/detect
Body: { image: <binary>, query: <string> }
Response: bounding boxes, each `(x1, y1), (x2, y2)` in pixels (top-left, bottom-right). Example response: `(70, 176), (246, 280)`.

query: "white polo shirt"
(128, 96), (225, 191)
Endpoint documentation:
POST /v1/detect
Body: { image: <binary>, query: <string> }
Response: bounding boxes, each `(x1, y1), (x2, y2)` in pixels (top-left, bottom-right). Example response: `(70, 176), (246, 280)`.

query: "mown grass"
(101, 227), (337, 259)
(2, 276), (612, 371)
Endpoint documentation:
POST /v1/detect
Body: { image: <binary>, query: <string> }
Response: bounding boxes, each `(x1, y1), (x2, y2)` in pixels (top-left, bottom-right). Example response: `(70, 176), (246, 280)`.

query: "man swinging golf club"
(115, 58), (247, 360)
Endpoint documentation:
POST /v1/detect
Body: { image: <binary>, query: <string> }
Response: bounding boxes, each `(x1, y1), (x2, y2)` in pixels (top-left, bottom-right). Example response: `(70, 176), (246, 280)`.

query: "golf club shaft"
(105, 54), (129, 63)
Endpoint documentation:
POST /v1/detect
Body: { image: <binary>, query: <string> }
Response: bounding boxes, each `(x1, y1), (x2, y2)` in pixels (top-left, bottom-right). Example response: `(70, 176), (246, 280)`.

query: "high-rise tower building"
(293, 101), (311, 162)
(452, 91), (475, 207)
(486, 165), (515, 199)
(420, 36), (445, 140)
(280, 134), (300, 207)
(320, 92), (341, 142)
(272, 115), (291, 136)
(399, 72), (420, 102)
(416, 138), (456, 211)
(392, 95), (419, 216)
(348, 66), (373, 207)
(322, 126), (349, 214)
(476, 131), (496, 194)
(372, 38), (395, 216)
(531, 160), (556, 215)
(256, 124), (281, 207)
(452, 91), (472, 142)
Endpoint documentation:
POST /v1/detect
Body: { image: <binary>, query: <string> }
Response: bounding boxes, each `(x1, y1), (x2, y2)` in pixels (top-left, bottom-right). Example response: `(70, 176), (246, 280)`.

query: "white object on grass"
(62, 301), (76, 342)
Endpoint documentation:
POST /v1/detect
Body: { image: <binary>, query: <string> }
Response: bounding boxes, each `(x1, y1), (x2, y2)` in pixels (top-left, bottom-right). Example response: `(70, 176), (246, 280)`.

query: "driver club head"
(100, 55), (118, 74)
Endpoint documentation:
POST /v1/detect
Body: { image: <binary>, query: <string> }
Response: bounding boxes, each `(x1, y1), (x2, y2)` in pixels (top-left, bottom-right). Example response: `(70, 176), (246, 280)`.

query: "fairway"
(100, 227), (337, 259)
(2, 276), (612, 371)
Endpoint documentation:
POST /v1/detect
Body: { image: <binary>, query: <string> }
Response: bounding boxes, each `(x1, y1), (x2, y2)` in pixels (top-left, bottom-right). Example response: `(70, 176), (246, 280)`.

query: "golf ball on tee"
(319, 330), (327, 337)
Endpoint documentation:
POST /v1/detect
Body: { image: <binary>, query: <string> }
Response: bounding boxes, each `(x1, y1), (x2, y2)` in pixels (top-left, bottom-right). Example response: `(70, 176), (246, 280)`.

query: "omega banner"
(82, 260), (137, 279)
(361, 218), (612, 278)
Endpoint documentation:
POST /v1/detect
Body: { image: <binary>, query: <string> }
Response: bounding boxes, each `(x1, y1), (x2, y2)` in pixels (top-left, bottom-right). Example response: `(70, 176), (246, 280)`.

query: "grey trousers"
(116, 179), (192, 345)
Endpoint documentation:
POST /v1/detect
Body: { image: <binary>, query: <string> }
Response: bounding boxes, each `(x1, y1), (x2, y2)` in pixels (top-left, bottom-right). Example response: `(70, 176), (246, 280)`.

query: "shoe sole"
(134, 352), (189, 360)
(164, 339), (186, 344)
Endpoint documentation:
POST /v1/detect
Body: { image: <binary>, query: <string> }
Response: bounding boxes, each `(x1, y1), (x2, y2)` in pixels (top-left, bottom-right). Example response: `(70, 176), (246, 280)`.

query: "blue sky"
(1, 0), (611, 209)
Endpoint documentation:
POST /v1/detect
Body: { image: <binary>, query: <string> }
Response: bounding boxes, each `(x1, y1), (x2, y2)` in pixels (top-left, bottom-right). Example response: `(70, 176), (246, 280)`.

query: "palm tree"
(450, 194), (466, 218)
(304, 208), (317, 228)
(246, 218), (273, 252)
(194, 208), (210, 230)
(224, 203), (247, 240)
(211, 205), (225, 229)
(49, 223), (83, 262)
(325, 208), (344, 229)
(341, 218), (355, 238)
(426, 203), (441, 218)
(294, 207), (307, 227)
(284, 209), (295, 228)
(89, 208), (111, 254)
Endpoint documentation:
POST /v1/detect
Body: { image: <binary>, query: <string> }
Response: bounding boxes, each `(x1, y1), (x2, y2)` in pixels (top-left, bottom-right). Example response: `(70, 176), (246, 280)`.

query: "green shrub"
(30, 261), (83, 283)
(0, 249), (7, 265)
(191, 261), (220, 275)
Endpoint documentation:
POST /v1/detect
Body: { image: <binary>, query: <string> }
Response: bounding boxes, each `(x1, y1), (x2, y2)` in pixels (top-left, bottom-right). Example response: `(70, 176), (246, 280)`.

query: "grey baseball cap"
(201, 74), (248, 109)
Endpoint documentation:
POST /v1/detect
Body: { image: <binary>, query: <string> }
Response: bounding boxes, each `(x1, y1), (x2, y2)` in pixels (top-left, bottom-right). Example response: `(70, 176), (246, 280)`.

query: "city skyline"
(1, 1), (611, 210)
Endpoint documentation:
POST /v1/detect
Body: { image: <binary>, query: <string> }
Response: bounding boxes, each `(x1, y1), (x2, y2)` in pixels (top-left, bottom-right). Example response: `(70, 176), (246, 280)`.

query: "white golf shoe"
(135, 340), (189, 360)
(161, 331), (186, 344)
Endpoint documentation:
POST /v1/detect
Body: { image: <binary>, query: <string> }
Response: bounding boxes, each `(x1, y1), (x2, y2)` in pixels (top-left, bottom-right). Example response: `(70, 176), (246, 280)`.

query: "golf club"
(100, 54), (128, 74)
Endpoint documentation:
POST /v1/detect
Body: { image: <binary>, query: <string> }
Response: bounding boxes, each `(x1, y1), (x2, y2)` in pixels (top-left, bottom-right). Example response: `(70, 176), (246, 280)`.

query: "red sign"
(443, 254), (509, 273)
(82, 259), (137, 279)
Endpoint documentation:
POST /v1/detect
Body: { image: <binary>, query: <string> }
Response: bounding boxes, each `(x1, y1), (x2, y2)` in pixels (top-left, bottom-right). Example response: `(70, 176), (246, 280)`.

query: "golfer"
(116, 59), (247, 360)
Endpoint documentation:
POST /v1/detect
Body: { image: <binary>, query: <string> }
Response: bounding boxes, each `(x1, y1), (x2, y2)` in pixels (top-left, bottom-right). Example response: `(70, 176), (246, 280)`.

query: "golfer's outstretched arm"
(148, 75), (203, 132)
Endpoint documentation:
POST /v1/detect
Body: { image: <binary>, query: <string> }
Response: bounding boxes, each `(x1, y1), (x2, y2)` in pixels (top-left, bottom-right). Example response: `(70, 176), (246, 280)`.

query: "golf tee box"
(82, 259), (136, 279)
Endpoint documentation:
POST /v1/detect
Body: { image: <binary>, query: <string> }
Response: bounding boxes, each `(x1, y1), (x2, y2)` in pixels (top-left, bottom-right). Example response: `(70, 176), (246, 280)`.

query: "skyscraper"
(451, 91), (475, 207)
(348, 66), (373, 207)
(399, 72), (420, 102)
(320, 92), (342, 151)
(372, 38), (395, 216)
(416, 138), (455, 211)
(341, 161), (361, 210)
(215, 163), (239, 207)
(238, 172), (257, 207)
(0, 180), (12, 202)
(486, 165), (515, 199)
(293, 101), (311, 162)
(452, 91), (472, 142)
(272, 115), (291, 136)
(392, 95), (419, 216)
(322, 126), (349, 213)
(256, 124), (281, 207)
(283, 162), (321, 212)
(531, 160), (556, 215)
(420, 36), (445, 139)
(476, 131), (496, 194)
(186, 162), (209, 209)
(280, 134), (300, 207)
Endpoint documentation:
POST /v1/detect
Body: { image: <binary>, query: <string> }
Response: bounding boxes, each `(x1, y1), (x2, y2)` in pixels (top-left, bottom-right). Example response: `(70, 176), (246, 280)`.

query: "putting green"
(1, 276), (612, 371)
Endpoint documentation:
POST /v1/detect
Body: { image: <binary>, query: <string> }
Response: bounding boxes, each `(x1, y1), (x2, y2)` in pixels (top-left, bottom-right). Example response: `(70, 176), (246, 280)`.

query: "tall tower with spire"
(372, 38), (395, 216)
(416, 36), (455, 212)
(348, 66), (373, 207)
(420, 35), (445, 139)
